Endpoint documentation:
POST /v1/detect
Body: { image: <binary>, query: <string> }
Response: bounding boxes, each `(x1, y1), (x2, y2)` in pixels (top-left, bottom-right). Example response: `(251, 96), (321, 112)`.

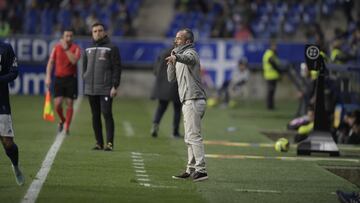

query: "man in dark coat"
(83, 22), (122, 151)
(150, 47), (182, 138)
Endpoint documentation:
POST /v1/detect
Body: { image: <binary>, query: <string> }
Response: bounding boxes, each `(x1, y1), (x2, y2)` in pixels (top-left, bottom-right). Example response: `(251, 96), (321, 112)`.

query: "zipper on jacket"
(91, 46), (98, 93)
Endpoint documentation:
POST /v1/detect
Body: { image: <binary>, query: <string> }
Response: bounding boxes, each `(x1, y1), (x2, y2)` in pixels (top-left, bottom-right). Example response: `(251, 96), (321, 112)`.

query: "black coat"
(0, 42), (18, 114)
(83, 36), (122, 95)
(150, 48), (180, 102)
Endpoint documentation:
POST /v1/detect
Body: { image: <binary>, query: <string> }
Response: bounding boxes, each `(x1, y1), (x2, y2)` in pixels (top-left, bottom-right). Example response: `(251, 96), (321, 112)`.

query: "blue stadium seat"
(57, 8), (71, 30)
(41, 8), (55, 35)
(24, 8), (39, 34)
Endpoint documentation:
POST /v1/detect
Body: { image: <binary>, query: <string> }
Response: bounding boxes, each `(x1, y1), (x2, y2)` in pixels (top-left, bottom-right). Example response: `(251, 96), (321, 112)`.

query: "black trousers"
(153, 99), (182, 135)
(88, 95), (114, 146)
(266, 80), (277, 110)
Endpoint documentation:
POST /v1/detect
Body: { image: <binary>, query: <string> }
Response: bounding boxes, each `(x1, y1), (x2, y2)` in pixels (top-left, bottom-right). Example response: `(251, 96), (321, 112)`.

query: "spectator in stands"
(341, 0), (354, 25)
(262, 40), (281, 110)
(330, 38), (355, 64)
(349, 25), (360, 63)
(7, 6), (23, 34)
(217, 57), (250, 108)
(305, 23), (326, 51)
(294, 105), (315, 143)
(336, 110), (360, 144)
(293, 63), (316, 117)
(0, 17), (10, 37)
(234, 21), (253, 41)
(150, 47), (182, 138)
(71, 11), (87, 36)
(85, 11), (99, 34)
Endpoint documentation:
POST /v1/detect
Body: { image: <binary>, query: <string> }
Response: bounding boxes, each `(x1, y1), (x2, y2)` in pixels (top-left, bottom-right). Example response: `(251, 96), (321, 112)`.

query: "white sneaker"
(12, 165), (25, 186)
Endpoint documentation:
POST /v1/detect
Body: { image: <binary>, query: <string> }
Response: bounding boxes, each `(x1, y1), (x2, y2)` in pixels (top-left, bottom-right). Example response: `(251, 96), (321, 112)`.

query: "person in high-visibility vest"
(262, 41), (281, 110)
(330, 38), (355, 64)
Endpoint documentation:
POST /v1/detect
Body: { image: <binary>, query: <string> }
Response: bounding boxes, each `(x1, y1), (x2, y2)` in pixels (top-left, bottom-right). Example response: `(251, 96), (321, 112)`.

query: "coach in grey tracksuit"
(167, 28), (208, 181)
(83, 22), (121, 151)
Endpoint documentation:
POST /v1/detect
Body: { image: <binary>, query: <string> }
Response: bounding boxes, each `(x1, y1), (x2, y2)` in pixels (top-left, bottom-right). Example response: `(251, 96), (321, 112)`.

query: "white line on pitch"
(136, 174), (149, 177)
(139, 183), (151, 187)
(22, 97), (82, 203)
(123, 121), (134, 136)
(235, 189), (281, 193)
(137, 178), (150, 182)
(133, 159), (144, 162)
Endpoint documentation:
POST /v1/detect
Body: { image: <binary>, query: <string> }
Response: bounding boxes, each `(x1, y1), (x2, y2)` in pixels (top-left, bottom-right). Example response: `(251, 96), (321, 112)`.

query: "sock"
(65, 107), (74, 130)
(56, 105), (65, 123)
(5, 144), (19, 166)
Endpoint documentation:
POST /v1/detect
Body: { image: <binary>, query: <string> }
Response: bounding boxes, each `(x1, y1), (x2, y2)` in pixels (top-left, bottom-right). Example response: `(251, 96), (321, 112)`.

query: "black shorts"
(54, 76), (78, 99)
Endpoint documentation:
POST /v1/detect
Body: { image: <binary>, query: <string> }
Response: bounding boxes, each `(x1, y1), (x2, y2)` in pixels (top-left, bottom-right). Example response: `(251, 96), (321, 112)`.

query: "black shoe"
(104, 142), (113, 151)
(151, 124), (159, 138)
(172, 172), (192, 180)
(92, 144), (103, 150)
(58, 122), (64, 133)
(336, 190), (360, 203)
(192, 172), (208, 182)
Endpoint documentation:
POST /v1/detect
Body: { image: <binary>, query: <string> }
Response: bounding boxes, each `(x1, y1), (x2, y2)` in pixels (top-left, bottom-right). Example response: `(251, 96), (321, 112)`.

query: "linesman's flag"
(43, 90), (55, 122)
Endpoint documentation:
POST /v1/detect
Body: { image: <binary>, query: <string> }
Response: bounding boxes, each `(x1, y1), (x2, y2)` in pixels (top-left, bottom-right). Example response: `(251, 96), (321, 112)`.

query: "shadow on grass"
(322, 165), (360, 188)
(262, 130), (360, 188)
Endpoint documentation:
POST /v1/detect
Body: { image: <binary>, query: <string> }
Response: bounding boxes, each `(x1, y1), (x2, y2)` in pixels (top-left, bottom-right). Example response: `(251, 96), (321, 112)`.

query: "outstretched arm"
(174, 50), (197, 66)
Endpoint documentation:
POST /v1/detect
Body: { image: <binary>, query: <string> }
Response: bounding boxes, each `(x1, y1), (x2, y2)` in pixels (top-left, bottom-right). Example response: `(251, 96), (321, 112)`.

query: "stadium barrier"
(2, 36), (358, 98)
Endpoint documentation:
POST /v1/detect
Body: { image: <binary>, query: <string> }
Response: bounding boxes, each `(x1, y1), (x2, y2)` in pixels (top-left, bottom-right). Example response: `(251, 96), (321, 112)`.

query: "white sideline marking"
(136, 174), (149, 177)
(235, 189), (281, 194)
(21, 97), (82, 203)
(137, 178), (150, 182)
(139, 183), (151, 187)
(133, 159), (144, 162)
(130, 152), (178, 189)
(123, 121), (134, 136)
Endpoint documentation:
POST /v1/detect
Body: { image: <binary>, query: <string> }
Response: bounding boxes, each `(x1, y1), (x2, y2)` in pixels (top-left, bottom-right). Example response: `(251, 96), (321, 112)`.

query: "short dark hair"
(238, 57), (248, 65)
(62, 27), (74, 33)
(181, 28), (194, 43)
(92, 22), (105, 30)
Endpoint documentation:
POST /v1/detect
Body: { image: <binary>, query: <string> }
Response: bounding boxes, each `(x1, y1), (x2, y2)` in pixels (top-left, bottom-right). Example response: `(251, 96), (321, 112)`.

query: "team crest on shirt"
(99, 49), (107, 60)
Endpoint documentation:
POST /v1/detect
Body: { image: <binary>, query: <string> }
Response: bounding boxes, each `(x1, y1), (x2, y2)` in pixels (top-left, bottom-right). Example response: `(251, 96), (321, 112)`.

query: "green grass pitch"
(0, 96), (359, 203)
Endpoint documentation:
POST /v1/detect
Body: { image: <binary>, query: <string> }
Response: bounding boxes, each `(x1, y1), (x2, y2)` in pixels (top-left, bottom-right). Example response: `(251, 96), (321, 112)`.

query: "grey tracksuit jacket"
(83, 36), (122, 95)
(167, 43), (206, 103)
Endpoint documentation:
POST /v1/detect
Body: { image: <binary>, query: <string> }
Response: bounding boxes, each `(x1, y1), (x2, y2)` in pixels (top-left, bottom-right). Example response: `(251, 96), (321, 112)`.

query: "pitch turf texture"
(1, 96), (359, 203)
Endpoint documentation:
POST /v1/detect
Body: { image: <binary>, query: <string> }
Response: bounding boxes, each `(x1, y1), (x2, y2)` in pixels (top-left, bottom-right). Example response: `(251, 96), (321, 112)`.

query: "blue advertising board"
(1, 36), (306, 95)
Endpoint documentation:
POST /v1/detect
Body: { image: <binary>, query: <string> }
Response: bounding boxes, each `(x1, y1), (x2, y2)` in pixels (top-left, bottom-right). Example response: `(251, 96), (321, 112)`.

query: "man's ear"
(186, 40), (191, 44)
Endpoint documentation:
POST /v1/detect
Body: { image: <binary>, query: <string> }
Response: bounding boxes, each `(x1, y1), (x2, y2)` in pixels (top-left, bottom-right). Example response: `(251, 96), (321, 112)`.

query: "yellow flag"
(43, 90), (55, 122)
